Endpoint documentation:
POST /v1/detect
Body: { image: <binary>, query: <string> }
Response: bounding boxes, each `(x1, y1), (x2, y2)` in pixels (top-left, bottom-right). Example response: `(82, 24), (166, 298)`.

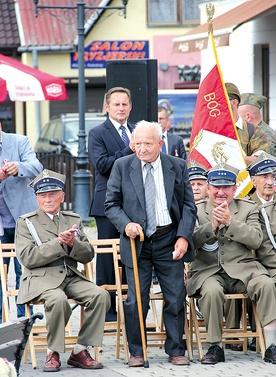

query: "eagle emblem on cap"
(42, 169), (50, 178)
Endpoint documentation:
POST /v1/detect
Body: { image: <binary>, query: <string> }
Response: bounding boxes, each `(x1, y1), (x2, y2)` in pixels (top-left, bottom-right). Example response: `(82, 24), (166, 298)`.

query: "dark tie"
(119, 125), (130, 147)
(162, 135), (167, 154)
(53, 214), (59, 229)
(144, 164), (156, 237)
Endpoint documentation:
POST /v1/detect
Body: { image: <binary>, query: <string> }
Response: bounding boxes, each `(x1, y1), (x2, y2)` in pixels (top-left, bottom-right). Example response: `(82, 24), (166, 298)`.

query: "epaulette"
(61, 211), (80, 218)
(260, 201), (275, 209)
(196, 199), (207, 206)
(20, 210), (38, 219)
(234, 197), (257, 205)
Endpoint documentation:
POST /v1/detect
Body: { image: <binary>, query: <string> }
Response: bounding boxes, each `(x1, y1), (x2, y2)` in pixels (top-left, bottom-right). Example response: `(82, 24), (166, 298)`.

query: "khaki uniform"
(257, 202), (276, 278)
(16, 209), (110, 352)
(237, 119), (268, 156)
(186, 198), (276, 343)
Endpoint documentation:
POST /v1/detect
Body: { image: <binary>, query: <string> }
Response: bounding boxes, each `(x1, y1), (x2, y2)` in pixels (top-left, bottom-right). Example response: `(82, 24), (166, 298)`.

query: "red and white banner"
(189, 33), (252, 197)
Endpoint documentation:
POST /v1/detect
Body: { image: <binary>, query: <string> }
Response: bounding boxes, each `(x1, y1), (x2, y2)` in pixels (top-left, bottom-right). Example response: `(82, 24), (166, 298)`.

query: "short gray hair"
(133, 120), (162, 140)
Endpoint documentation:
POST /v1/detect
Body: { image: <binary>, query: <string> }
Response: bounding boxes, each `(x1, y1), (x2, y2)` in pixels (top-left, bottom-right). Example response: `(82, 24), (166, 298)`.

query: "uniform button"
(220, 242), (224, 246)
(206, 234), (210, 238)
(221, 251), (224, 255)
(59, 270), (64, 273)
(221, 261), (224, 264)
(57, 254), (60, 257)
(221, 234), (225, 237)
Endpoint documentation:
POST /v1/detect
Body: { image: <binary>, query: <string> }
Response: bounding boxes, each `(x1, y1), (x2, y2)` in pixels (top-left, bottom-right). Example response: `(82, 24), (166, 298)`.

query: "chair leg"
(189, 297), (203, 360)
(184, 301), (193, 361)
(252, 301), (266, 359)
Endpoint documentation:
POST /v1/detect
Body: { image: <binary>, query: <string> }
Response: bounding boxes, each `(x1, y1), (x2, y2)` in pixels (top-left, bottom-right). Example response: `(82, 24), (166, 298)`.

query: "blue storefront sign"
(71, 40), (149, 69)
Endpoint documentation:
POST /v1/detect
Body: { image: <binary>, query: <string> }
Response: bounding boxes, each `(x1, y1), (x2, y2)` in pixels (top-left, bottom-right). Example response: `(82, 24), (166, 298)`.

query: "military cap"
(188, 161), (207, 181)
(225, 82), (241, 103)
(247, 152), (276, 177)
(240, 93), (267, 109)
(207, 163), (239, 186)
(29, 169), (66, 194)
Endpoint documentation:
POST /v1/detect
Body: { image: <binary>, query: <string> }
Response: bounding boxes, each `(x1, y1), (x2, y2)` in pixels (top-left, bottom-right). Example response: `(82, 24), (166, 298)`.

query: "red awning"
(173, 0), (276, 53)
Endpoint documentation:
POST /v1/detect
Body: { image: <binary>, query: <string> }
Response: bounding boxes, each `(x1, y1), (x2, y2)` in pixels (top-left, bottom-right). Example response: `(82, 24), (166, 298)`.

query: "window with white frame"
(147, 0), (200, 26)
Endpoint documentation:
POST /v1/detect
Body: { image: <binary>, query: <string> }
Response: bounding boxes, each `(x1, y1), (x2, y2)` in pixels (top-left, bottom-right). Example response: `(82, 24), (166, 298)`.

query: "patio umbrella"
(0, 54), (68, 102)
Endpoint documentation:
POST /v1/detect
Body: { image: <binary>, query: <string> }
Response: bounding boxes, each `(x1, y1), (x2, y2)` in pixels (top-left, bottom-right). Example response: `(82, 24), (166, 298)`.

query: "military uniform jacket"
(257, 202), (276, 278)
(15, 209), (94, 304)
(237, 119), (268, 156)
(186, 198), (269, 297)
(258, 120), (276, 157)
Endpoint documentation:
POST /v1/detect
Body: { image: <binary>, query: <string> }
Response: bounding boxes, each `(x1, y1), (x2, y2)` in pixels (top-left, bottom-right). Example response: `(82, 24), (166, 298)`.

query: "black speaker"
(106, 59), (158, 124)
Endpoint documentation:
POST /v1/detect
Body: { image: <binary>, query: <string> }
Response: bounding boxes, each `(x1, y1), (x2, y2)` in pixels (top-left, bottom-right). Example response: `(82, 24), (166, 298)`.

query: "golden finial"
(206, 3), (215, 34)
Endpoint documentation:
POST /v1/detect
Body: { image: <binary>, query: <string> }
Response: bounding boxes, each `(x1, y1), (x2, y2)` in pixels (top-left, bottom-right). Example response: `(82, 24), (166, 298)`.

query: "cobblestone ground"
(7, 226), (276, 376)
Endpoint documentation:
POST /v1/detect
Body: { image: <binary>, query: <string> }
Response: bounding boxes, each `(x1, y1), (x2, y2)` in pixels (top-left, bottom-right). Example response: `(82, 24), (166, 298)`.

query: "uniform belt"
(155, 224), (173, 234)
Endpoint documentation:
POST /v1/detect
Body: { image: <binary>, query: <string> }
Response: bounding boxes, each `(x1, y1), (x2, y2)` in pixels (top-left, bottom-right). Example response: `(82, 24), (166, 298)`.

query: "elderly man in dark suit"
(105, 120), (197, 367)
(88, 87), (135, 321)
(16, 169), (110, 372)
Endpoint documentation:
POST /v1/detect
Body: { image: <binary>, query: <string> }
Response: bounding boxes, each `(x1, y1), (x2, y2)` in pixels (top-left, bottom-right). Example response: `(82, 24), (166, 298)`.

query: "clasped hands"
(212, 201), (232, 230)
(58, 224), (78, 247)
(0, 161), (18, 181)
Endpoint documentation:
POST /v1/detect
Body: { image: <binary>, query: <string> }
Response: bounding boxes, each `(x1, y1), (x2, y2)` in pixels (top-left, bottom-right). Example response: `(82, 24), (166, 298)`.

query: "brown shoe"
(128, 355), (144, 367)
(169, 355), (190, 365)
(43, 352), (61, 372)
(67, 350), (103, 369)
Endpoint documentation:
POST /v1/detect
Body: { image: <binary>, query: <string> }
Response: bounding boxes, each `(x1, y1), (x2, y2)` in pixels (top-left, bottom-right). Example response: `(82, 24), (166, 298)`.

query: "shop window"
(147, 0), (200, 26)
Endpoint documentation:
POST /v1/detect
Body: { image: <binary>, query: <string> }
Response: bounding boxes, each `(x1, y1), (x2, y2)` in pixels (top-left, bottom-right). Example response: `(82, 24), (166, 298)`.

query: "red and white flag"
(189, 32), (252, 197)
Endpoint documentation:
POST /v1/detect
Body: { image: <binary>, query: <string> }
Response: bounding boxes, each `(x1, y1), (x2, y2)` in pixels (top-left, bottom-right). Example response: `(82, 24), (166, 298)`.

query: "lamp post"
(33, 1), (128, 223)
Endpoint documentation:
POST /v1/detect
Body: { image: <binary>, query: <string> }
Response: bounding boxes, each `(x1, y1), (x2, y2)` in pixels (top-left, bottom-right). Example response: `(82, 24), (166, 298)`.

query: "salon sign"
(70, 40), (149, 69)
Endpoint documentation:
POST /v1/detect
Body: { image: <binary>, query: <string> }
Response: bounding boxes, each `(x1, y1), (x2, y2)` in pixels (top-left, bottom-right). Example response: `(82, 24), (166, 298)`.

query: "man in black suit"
(88, 87), (135, 321)
(158, 106), (187, 159)
(105, 120), (197, 367)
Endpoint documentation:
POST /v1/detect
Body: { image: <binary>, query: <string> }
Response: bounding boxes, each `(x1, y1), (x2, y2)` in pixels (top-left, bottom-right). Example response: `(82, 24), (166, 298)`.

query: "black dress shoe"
(264, 343), (276, 364)
(225, 343), (243, 351)
(249, 337), (256, 351)
(201, 345), (225, 365)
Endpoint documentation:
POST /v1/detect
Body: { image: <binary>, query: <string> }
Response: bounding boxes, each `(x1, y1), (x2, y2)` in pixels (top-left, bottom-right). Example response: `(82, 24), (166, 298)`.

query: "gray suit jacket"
(167, 133), (186, 159)
(1, 132), (43, 222)
(105, 153), (197, 267)
(15, 209), (94, 304)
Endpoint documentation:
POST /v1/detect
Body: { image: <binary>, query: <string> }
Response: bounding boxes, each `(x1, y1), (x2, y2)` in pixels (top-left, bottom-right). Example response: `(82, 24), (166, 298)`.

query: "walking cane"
(130, 229), (149, 368)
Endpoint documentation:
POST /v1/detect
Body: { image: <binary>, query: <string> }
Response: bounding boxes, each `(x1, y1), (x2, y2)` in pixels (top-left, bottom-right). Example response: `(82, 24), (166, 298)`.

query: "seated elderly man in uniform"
(15, 169), (110, 372)
(186, 163), (276, 365)
(188, 161), (208, 202)
(226, 153), (276, 351)
(247, 152), (276, 205)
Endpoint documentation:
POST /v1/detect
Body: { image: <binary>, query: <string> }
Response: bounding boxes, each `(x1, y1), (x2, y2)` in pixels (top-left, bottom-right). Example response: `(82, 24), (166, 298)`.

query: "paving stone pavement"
(6, 226), (276, 376)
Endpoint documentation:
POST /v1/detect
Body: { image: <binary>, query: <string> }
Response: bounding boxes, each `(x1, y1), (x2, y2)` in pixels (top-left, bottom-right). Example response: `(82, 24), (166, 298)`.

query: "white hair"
(133, 120), (162, 140)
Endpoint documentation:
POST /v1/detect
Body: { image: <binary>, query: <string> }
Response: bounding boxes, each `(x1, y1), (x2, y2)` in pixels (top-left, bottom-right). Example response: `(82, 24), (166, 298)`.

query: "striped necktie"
(162, 135), (167, 153)
(144, 163), (156, 237)
(119, 125), (130, 147)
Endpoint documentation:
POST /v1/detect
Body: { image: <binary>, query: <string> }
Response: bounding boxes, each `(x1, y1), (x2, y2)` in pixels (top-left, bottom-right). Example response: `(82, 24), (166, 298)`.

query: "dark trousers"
(124, 227), (186, 356)
(0, 227), (25, 323)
